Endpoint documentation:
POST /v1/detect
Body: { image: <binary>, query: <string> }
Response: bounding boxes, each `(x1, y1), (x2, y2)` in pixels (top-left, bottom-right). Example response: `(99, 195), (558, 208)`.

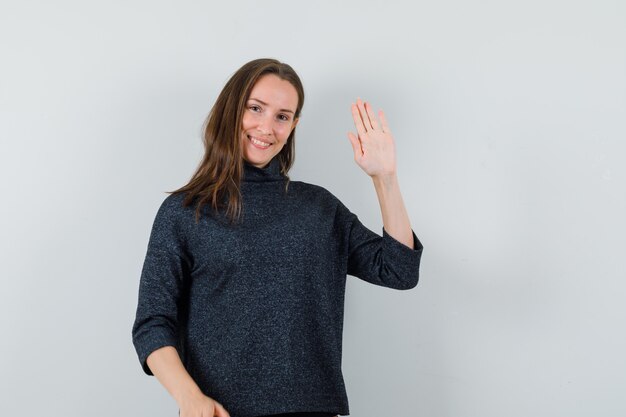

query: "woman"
(132, 58), (423, 417)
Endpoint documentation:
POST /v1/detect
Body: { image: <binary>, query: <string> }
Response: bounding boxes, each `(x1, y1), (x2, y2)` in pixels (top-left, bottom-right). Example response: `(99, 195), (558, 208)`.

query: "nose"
(257, 115), (272, 135)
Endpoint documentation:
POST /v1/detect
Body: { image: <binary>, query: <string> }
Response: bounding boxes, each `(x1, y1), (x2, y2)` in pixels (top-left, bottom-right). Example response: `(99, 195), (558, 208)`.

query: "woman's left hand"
(347, 97), (397, 179)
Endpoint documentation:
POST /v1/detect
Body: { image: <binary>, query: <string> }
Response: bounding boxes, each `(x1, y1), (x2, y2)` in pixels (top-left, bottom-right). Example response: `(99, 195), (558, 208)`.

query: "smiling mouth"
(247, 135), (272, 148)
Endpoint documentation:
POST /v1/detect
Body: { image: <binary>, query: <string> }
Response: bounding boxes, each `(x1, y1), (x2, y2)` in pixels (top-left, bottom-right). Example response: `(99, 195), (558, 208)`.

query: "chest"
(185, 193), (338, 293)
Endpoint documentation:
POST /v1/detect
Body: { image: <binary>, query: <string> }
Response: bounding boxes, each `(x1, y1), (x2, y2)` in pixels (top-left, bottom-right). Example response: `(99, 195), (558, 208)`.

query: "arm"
(342, 97), (422, 289)
(147, 346), (230, 416)
(132, 196), (230, 416)
(147, 346), (204, 404)
(338, 196), (422, 290)
(371, 173), (414, 249)
(147, 346), (230, 417)
(347, 97), (416, 250)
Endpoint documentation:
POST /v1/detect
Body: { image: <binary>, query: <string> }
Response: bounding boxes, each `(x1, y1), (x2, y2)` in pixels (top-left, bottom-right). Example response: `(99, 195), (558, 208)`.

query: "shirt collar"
(242, 156), (285, 182)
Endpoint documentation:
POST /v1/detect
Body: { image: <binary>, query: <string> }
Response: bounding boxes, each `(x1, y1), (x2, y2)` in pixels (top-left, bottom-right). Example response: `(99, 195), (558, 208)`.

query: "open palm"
(347, 98), (397, 178)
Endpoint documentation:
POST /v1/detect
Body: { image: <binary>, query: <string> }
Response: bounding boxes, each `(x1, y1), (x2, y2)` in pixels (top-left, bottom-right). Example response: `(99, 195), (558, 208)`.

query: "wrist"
(372, 172), (398, 189)
(174, 381), (204, 405)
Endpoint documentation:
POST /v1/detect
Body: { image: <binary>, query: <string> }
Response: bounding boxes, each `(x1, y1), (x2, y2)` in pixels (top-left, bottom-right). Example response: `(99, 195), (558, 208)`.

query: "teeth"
(248, 135), (271, 147)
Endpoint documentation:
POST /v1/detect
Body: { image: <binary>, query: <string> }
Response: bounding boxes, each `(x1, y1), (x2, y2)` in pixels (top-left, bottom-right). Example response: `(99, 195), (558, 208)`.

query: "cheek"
(241, 112), (255, 130)
(277, 124), (292, 137)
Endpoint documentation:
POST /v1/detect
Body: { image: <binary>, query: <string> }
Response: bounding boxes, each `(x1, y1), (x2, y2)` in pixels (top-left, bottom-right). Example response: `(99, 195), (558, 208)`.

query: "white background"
(1, 1), (625, 416)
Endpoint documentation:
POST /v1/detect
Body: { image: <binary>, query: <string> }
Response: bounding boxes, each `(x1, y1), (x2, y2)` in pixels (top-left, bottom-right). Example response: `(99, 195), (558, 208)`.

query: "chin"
(244, 155), (271, 168)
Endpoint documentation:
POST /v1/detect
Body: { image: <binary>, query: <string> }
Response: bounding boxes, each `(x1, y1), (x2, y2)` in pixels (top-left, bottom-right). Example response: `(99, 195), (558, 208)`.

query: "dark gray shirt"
(132, 156), (424, 417)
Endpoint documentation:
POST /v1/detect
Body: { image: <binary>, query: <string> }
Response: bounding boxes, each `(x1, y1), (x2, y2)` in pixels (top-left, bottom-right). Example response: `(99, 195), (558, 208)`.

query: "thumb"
(347, 132), (363, 158)
(213, 401), (230, 417)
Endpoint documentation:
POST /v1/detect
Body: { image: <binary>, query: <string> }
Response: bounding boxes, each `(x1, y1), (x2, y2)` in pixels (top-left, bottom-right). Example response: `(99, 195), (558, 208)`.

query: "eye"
(278, 114), (290, 121)
(249, 105), (261, 112)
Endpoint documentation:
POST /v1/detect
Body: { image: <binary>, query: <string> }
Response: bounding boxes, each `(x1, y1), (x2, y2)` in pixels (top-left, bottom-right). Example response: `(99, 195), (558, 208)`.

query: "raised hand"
(347, 97), (397, 179)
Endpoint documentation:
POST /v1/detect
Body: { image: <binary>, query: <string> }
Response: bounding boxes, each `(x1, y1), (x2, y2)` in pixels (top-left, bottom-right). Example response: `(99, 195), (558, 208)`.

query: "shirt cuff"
(381, 227), (424, 289)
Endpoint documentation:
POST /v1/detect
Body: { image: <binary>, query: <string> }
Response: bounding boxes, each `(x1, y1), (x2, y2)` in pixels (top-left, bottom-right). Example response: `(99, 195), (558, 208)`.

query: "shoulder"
(287, 179), (341, 203)
(146, 192), (196, 255)
(150, 192), (196, 234)
(287, 180), (354, 220)
(155, 192), (187, 217)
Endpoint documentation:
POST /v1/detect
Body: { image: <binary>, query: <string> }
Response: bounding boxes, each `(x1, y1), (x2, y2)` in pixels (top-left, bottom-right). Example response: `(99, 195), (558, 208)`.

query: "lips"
(247, 135), (272, 148)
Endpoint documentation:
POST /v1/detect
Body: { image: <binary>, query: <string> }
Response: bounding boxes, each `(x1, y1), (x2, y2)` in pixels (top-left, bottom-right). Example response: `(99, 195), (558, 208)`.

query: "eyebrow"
(248, 98), (295, 114)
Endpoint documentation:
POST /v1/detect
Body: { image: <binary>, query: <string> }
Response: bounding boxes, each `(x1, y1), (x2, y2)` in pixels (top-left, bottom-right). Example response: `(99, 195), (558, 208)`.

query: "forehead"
(248, 74), (298, 111)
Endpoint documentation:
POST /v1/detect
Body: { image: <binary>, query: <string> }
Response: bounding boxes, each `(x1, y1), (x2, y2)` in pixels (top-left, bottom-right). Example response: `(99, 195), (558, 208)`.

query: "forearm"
(146, 346), (203, 405)
(371, 173), (414, 249)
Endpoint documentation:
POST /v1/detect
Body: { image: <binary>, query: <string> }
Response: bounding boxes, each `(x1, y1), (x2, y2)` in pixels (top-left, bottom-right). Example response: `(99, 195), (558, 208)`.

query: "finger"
(351, 102), (368, 139)
(356, 97), (372, 131)
(347, 131), (363, 158)
(379, 109), (391, 134)
(365, 101), (380, 131)
(214, 401), (230, 417)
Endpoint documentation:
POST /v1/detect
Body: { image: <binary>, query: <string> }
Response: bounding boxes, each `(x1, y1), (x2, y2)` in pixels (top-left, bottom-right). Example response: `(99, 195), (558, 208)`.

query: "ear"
(292, 117), (299, 130)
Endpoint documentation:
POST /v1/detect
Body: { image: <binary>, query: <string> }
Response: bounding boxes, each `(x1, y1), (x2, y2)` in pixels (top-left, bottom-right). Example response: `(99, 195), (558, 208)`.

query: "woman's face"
(241, 73), (299, 168)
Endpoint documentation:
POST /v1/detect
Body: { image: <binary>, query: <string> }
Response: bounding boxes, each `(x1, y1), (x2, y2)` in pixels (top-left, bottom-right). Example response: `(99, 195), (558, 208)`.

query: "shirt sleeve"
(131, 195), (189, 376)
(337, 199), (424, 290)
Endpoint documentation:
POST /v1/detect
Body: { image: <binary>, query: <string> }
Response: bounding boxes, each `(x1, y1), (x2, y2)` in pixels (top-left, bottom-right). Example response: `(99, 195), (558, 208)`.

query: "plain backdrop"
(1, 1), (625, 416)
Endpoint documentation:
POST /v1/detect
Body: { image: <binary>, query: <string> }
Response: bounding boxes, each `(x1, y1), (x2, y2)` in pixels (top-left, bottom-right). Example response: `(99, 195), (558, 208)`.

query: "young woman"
(132, 58), (423, 417)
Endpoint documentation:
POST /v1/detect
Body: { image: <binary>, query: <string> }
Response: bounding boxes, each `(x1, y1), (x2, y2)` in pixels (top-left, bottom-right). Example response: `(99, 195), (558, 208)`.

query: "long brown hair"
(167, 58), (305, 225)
